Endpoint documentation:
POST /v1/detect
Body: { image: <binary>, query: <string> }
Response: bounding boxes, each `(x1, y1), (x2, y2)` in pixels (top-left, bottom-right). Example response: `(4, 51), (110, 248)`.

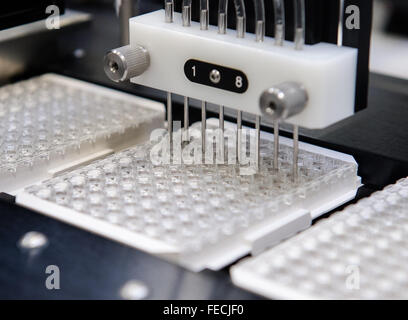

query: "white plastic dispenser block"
(0, 74), (165, 194)
(231, 177), (408, 300)
(16, 119), (360, 272)
(129, 10), (358, 129)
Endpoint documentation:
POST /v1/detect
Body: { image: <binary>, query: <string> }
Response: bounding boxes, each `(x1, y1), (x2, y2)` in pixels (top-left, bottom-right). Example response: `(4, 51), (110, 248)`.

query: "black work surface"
(1, 2), (408, 299)
(0, 186), (369, 300)
(0, 197), (260, 300)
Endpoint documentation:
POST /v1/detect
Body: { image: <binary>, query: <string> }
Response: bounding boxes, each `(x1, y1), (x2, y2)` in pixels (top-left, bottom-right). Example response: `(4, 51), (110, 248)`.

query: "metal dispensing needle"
(219, 105), (225, 163)
(165, 1), (174, 160)
(273, 0), (286, 170)
(201, 101), (207, 162)
(116, 0), (134, 46)
(218, 1), (227, 164)
(293, 125), (299, 181)
(182, 2), (192, 142)
(255, 116), (261, 172)
(200, 0), (209, 161)
(167, 92), (173, 160)
(184, 96), (189, 142)
(237, 110), (242, 164)
(235, 1), (246, 164)
(254, 0), (265, 172)
(293, 0), (305, 180)
(273, 120), (279, 170)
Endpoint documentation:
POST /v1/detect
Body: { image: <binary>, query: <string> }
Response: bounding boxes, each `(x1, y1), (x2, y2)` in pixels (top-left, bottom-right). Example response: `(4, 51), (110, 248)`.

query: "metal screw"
(210, 69), (221, 84)
(104, 45), (150, 83)
(259, 82), (308, 121)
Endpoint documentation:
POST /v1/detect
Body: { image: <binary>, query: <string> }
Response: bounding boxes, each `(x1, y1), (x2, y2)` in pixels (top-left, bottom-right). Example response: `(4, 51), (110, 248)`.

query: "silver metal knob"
(104, 45), (150, 82)
(259, 82), (308, 121)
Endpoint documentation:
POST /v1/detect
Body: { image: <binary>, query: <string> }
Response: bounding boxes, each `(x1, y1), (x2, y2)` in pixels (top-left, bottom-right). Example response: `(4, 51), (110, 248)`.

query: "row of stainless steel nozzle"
(104, 2), (308, 178)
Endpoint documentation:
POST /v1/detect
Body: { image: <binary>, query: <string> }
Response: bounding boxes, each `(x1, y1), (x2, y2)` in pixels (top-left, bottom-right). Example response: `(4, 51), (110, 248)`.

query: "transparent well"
(0, 75), (158, 174)
(25, 131), (358, 255)
(232, 177), (408, 299)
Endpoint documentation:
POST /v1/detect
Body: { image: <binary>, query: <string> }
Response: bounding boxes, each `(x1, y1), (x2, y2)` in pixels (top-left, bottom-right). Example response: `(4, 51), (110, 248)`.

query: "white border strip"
(16, 192), (180, 255)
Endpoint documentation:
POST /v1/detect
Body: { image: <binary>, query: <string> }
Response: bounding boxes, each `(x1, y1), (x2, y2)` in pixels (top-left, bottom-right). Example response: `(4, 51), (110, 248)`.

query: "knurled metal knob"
(259, 82), (308, 121)
(104, 45), (150, 82)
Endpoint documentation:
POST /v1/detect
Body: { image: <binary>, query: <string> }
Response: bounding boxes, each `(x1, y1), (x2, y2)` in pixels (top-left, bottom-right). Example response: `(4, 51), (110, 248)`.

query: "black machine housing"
(1, 1), (65, 31)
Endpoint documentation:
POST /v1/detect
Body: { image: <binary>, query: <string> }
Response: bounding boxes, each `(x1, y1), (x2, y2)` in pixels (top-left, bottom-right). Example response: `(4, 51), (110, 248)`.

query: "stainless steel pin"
(256, 20), (265, 42)
(218, 13), (227, 34)
(270, 0), (285, 170)
(273, 120), (279, 170)
(117, 0), (133, 45)
(199, 1), (209, 161)
(253, 1), (265, 169)
(200, 9), (209, 30)
(294, 0), (305, 50)
(184, 96), (189, 141)
(182, 2), (192, 142)
(218, 2), (227, 163)
(219, 105), (225, 163)
(232, 1), (246, 163)
(337, 0), (345, 47)
(201, 101), (207, 161)
(293, 1), (304, 177)
(255, 115), (261, 171)
(165, 1), (173, 160)
(218, 0), (228, 34)
(165, 0), (174, 23)
(293, 125), (299, 181)
(167, 92), (173, 159)
(182, 4), (192, 27)
(237, 111), (242, 163)
(236, 16), (246, 38)
(273, 0), (285, 46)
(200, 0), (209, 30)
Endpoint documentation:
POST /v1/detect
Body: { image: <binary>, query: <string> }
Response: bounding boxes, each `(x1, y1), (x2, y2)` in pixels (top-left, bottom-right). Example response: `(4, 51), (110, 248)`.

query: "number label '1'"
(184, 59), (248, 94)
